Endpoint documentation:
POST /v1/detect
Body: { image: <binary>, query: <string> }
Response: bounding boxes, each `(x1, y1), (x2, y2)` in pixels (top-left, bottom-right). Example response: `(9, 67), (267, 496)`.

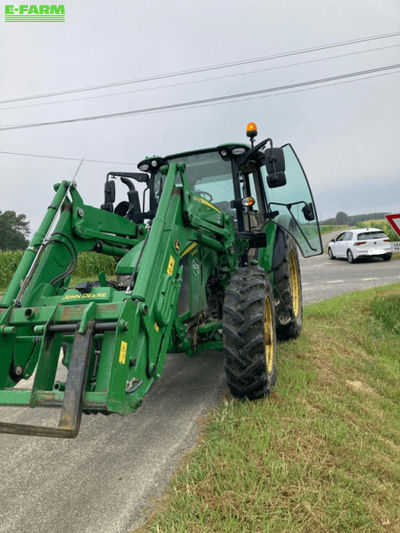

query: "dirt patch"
(345, 379), (376, 395)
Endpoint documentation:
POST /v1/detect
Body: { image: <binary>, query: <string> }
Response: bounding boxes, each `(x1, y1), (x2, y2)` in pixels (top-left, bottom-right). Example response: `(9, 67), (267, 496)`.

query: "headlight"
(242, 196), (255, 207)
(232, 147), (246, 155)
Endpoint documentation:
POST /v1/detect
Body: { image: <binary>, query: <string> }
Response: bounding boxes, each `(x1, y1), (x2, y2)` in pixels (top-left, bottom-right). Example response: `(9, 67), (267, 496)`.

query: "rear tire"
(383, 253), (392, 261)
(223, 266), (277, 400)
(273, 237), (303, 340)
(347, 249), (355, 263)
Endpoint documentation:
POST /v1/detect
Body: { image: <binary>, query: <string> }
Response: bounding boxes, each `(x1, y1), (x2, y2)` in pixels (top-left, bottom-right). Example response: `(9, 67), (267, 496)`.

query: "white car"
(328, 228), (392, 263)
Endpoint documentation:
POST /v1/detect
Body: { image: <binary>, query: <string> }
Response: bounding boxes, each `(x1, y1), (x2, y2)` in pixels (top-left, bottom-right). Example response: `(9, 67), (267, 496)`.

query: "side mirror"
(265, 147), (286, 188)
(265, 147), (285, 173)
(101, 180), (116, 212)
(267, 172), (286, 188)
(330, 238), (335, 243)
(302, 202), (315, 221)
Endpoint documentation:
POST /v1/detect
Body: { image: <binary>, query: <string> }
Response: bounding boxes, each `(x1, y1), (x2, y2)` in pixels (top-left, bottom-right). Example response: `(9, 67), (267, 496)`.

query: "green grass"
(138, 285), (400, 532)
(319, 224), (348, 235)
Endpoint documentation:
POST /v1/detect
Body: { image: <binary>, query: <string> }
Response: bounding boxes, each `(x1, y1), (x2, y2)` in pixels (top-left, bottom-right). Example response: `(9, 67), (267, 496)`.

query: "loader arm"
(0, 163), (234, 437)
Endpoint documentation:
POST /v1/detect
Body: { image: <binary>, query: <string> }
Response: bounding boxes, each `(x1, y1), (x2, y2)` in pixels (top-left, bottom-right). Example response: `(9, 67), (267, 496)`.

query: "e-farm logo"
(4, 4), (65, 21)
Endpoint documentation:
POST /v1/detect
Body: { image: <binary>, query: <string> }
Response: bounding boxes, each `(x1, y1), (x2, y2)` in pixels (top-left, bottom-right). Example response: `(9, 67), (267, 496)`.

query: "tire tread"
(223, 266), (277, 400)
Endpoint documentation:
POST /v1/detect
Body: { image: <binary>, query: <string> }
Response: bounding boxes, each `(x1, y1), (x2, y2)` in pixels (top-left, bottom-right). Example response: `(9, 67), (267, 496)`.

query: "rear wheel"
(383, 253), (392, 261)
(347, 249), (355, 263)
(223, 266), (277, 400)
(273, 237), (303, 340)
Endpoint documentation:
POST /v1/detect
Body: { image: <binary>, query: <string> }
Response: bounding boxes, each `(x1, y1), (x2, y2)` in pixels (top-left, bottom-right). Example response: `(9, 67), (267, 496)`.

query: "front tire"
(328, 247), (335, 260)
(223, 266), (277, 400)
(383, 253), (392, 261)
(273, 238), (303, 340)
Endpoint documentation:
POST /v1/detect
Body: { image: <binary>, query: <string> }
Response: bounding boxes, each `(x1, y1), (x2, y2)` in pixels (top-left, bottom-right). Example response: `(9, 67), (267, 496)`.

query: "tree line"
(0, 211), (30, 250)
(321, 211), (390, 226)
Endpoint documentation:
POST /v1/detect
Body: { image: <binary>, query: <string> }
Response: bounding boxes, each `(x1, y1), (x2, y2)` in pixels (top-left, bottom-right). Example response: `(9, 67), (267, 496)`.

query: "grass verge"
(137, 284), (400, 532)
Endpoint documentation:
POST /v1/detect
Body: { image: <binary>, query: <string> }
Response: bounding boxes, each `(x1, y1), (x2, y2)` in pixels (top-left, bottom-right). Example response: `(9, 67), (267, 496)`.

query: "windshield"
(155, 151), (234, 213)
(262, 144), (322, 257)
(357, 231), (387, 240)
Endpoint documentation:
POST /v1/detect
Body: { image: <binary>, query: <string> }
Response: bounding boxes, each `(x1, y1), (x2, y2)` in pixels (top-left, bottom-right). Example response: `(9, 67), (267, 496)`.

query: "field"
(319, 224), (348, 235)
(138, 285), (400, 532)
(0, 250), (115, 290)
(355, 219), (399, 242)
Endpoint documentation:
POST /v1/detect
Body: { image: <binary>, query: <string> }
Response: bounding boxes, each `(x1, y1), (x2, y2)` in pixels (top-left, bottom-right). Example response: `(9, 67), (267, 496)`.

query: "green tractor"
(0, 123), (322, 437)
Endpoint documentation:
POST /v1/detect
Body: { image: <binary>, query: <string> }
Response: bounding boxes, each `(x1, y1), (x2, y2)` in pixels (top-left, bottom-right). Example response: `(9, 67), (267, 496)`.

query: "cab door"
(261, 144), (322, 257)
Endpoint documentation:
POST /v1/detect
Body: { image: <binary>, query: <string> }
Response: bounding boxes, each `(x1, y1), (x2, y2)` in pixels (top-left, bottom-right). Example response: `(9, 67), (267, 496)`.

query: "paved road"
(0, 350), (226, 533)
(0, 233), (399, 533)
(301, 231), (400, 304)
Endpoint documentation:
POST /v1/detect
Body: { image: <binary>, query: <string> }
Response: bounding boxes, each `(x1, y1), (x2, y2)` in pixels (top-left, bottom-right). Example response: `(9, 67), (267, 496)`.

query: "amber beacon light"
(246, 122), (258, 146)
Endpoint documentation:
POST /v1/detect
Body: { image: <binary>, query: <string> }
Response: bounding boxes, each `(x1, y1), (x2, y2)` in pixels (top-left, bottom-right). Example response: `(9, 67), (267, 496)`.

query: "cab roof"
(165, 142), (250, 160)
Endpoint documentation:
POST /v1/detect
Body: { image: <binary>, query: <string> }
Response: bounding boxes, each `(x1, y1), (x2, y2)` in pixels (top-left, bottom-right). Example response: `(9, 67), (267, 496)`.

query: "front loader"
(0, 123), (322, 438)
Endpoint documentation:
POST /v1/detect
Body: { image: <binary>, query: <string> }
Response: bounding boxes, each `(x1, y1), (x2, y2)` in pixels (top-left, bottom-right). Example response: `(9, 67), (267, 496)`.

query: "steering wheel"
(196, 190), (214, 202)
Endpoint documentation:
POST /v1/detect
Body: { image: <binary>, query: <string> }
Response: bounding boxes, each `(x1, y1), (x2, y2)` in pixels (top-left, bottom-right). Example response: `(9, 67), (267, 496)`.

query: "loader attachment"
(0, 322), (95, 437)
(0, 162), (234, 438)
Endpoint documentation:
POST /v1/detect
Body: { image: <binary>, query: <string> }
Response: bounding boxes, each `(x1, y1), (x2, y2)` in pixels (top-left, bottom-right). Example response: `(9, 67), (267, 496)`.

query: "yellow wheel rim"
(289, 249), (300, 318)
(264, 297), (274, 374)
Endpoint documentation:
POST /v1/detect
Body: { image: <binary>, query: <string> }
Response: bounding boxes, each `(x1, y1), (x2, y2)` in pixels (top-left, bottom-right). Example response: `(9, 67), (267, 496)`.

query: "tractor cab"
(140, 124), (322, 259)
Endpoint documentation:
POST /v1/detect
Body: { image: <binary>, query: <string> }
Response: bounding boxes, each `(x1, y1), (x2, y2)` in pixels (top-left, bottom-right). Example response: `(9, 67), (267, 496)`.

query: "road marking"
(326, 280), (344, 284)
(302, 282), (310, 285)
(361, 278), (380, 281)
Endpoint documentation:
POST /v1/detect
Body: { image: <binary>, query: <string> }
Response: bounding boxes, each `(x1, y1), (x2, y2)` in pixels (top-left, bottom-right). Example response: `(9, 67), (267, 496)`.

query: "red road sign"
(386, 214), (400, 238)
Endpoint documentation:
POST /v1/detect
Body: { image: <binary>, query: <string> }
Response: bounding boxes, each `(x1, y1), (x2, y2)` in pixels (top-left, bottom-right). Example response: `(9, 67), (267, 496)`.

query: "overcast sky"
(0, 0), (399, 232)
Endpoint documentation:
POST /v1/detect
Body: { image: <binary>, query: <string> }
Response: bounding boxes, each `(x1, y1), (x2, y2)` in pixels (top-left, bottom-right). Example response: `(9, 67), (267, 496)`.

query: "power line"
(2, 43), (399, 112)
(0, 63), (399, 132)
(0, 150), (138, 166)
(0, 68), (398, 162)
(198, 70), (399, 112)
(0, 31), (399, 105)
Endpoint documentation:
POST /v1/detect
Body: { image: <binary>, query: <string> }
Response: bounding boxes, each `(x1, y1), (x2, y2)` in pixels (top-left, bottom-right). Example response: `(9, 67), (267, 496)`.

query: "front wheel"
(223, 266), (277, 400)
(328, 247), (335, 260)
(383, 253), (392, 261)
(347, 249), (355, 263)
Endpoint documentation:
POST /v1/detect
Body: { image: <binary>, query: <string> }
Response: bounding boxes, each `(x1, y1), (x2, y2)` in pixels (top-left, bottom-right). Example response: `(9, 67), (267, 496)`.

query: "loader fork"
(0, 322), (95, 438)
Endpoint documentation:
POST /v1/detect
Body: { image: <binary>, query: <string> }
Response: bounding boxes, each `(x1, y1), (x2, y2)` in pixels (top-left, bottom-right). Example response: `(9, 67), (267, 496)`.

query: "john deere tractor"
(0, 123), (322, 437)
